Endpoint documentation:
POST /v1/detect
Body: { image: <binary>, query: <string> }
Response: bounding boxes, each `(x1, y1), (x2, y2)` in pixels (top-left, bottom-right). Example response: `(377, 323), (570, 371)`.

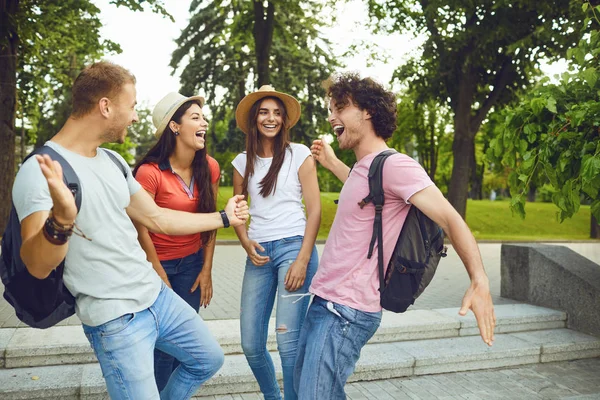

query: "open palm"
(35, 154), (77, 224)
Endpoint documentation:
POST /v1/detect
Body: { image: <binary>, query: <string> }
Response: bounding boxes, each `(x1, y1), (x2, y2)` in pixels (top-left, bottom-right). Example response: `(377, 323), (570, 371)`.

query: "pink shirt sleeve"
(135, 163), (160, 196)
(385, 154), (434, 204)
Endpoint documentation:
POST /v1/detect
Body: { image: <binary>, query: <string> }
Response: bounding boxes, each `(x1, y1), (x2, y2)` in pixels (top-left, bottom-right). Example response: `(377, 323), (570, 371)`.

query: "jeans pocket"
(100, 313), (135, 337)
(329, 302), (357, 324)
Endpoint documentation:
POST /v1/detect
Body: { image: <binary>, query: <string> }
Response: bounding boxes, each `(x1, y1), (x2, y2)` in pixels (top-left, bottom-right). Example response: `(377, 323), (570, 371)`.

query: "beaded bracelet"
(42, 213), (73, 246)
(42, 210), (91, 246)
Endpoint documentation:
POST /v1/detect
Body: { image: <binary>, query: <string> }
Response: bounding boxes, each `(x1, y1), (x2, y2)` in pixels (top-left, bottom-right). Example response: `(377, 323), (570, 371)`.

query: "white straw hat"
(152, 92), (205, 138)
(235, 85), (301, 134)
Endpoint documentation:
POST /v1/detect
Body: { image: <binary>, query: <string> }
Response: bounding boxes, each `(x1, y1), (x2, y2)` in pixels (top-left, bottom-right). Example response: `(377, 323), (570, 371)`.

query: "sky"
(95, 0), (566, 110)
(95, 0), (422, 109)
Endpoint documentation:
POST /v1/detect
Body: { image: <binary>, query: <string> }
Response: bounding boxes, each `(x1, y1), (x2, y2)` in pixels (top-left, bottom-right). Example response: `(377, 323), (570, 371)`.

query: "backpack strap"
(100, 148), (129, 179)
(360, 149), (397, 292)
(26, 146), (82, 213)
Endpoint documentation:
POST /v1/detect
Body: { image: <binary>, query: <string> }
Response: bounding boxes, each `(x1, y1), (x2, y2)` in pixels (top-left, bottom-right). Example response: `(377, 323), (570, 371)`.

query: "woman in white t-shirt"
(232, 85), (320, 400)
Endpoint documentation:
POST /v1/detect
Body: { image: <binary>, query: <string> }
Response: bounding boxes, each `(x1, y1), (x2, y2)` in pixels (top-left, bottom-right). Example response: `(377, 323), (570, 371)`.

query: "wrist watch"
(219, 209), (230, 228)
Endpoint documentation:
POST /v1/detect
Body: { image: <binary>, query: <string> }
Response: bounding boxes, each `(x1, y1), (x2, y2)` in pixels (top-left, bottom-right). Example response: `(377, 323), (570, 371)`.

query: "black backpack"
(0, 146), (127, 328)
(360, 149), (447, 313)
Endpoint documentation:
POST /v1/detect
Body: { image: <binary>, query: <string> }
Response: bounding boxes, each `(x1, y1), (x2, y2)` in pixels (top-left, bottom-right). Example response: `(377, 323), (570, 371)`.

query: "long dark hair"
(242, 96), (291, 197)
(133, 100), (216, 245)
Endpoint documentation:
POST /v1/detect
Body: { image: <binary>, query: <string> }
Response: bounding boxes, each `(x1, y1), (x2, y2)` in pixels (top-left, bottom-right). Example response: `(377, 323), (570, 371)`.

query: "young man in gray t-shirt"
(12, 61), (249, 399)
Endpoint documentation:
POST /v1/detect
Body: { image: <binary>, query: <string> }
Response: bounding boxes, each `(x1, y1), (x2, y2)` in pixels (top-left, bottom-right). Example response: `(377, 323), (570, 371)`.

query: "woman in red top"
(133, 92), (220, 391)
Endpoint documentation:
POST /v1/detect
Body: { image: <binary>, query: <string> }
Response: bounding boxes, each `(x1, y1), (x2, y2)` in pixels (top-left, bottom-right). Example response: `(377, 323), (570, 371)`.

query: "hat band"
(161, 98), (188, 123)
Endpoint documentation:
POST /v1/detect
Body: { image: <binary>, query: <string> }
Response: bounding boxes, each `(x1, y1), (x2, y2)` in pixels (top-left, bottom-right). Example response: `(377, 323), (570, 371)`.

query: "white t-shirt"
(232, 143), (312, 243)
(12, 141), (161, 326)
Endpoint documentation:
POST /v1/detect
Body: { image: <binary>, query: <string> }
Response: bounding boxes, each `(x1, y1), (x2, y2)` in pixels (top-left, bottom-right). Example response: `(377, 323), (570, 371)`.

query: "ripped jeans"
(240, 235), (318, 400)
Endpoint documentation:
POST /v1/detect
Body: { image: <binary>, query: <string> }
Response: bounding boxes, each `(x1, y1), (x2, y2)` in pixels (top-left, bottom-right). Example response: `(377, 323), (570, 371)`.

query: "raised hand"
(35, 154), (77, 225)
(225, 194), (249, 227)
(311, 139), (338, 171)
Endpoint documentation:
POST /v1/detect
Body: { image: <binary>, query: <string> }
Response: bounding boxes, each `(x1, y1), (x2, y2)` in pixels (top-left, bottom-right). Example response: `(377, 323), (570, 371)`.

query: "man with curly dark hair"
(293, 73), (495, 399)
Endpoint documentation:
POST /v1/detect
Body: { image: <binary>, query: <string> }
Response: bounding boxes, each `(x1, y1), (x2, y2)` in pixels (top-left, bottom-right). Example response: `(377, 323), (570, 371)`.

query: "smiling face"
(105, 83), (139, 144)
(170, 103), (208, 151)
(255, 98), (284, 139)
(328, 97), (370, 150)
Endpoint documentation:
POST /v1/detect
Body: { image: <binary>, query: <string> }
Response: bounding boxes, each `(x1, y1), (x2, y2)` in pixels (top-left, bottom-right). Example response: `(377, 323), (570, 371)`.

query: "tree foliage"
(0, 0), (169, 232)
(172, 0), (339, 159)
(368, 0), (586, 217)
(16, 1), (119, 154)
(127, 107), (158, 164)
(393, 90), (453, 185)
(488, 2), (600, 226)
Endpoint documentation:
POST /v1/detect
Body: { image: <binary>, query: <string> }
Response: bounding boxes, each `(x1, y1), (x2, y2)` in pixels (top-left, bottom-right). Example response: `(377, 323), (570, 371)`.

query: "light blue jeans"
(294, 296), (382, 400)
(240, 235), (318, 400)
(155, 249), (204, 391)
(82, 282), (224, 400)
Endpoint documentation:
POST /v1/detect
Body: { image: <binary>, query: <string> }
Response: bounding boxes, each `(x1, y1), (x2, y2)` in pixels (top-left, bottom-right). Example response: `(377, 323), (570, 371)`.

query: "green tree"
(127, 107), (157, 164)
(393, 90), (453, 184)
(368, 0), (585, 217)
(488, 1), (600, 238)
(0, 0), (169, 232)
(172, 0), (339, 163)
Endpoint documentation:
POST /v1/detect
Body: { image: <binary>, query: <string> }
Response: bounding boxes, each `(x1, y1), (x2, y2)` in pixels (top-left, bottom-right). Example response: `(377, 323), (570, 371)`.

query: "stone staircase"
(0, 303), (599, 399)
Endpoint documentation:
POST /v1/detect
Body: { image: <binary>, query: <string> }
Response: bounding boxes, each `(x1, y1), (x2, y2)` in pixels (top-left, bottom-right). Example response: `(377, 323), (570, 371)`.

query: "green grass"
(215, 187), (594, 241)
(465, 199), (592, 241)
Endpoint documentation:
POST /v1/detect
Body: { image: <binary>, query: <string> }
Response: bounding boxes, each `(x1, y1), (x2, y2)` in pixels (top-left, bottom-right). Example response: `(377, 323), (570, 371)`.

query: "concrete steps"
(1, 328), (599, 399)
(0, 304), (566, 369)
(0, 304), (598, 399)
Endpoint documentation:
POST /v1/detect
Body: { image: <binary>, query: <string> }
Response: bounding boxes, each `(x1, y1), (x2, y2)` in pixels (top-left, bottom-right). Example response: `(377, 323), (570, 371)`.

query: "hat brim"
(235, 91), (300, 134)
(154, 95), (205, 138)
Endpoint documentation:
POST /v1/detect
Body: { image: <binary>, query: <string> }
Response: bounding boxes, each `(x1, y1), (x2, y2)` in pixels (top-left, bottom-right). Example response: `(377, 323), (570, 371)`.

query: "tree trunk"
(448, 131), (474, 217)
(448, 73), (475, 218)
(527, 184), (537, 202)
(468, 144), (483, 200)
(0, 0), (19, 233)
(20, 94), (26, 162)
(591, 215), (600, 239)
(253, 1), (274, 87)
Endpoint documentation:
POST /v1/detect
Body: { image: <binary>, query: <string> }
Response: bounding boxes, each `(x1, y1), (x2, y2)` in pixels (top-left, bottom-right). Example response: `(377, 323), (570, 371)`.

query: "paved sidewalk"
(198, 358), (600, 399)
(0, 242), (598, 327)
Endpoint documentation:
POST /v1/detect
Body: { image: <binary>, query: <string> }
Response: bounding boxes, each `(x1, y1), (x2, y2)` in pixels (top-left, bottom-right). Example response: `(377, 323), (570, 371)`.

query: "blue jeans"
(294, 296), (382, 400)
(155, 249), (204, 391)
(82, 282), (223, 400)
(240, 235), (318, 400)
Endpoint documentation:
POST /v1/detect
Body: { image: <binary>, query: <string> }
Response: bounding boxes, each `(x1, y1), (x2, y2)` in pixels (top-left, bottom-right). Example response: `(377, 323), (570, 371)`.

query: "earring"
(174, 131), (179, 136)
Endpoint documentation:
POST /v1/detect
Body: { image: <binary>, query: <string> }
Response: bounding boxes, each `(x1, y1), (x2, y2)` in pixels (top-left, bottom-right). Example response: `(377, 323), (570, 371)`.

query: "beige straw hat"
(235, 85), (301, 134)
(152, 92), (205, 138)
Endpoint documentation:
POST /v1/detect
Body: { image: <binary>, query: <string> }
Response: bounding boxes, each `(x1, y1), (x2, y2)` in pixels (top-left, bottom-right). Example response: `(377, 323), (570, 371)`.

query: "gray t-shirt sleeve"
(12, 157), (53, 222)
(102, 149), (141, 196)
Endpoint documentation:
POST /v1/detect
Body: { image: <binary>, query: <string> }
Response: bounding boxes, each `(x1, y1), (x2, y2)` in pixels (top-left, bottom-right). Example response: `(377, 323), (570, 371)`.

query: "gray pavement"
(198, 358), (600, 399)
(0, 242), (598, 327)
(0, 242), (599, 399)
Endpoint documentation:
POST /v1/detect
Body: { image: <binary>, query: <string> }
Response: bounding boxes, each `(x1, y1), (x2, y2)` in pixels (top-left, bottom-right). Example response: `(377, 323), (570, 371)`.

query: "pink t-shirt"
(310, 150), (434, 313)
